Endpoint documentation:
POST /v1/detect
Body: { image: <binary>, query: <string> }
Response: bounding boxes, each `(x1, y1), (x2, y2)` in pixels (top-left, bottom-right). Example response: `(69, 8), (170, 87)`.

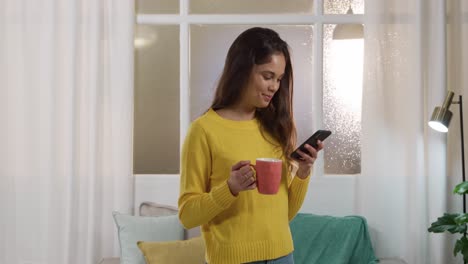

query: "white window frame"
(135, 0), (364, 216)
(137, 0), (362, 172)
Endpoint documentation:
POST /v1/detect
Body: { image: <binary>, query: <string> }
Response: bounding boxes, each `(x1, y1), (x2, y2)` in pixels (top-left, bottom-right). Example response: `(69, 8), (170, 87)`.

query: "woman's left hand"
(294, 141), (324, 179)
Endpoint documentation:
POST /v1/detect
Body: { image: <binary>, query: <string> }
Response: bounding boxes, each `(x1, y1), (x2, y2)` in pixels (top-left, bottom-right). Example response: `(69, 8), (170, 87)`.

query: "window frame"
(135, 0), (364, 177)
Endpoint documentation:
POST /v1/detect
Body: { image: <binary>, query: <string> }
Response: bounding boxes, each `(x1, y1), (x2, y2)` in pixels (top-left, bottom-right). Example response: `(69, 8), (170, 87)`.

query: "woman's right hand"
(227, 160), (256, 196)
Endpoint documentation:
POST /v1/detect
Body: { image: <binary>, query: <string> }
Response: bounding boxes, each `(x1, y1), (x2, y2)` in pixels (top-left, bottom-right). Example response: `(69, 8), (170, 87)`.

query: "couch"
(101, 201), (390, 264)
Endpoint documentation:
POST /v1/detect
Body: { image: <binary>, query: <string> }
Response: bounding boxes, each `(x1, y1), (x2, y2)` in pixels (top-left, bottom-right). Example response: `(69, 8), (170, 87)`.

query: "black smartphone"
(290, 129), (332, 160)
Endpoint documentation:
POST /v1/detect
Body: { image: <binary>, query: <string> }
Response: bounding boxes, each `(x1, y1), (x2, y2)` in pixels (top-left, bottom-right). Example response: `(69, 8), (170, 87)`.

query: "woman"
(178, 27), (323, 264)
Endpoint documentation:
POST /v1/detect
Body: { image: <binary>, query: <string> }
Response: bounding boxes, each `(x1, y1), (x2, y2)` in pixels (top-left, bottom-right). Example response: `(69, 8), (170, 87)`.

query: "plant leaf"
(454, 236), (468, 262)
(428, 213), (466, 234)
(454, 237), (462, 256)
(456, 214), (468, 225)
(454, 182), (468, 195)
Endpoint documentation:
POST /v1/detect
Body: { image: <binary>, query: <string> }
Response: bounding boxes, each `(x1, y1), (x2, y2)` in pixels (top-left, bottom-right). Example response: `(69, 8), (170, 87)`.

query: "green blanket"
(290, 213), (379, 264)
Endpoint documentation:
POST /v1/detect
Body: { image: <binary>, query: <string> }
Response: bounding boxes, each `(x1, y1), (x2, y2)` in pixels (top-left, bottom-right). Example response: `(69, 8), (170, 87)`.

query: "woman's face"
(242, 53), (286, 109)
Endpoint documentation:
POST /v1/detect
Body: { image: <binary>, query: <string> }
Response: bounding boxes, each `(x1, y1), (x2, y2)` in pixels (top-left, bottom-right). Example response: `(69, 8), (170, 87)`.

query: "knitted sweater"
(178, 109), (310, 264)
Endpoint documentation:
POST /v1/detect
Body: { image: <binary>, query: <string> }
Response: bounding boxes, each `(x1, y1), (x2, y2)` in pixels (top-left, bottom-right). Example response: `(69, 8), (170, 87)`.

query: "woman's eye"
(263, 75), (272, 80)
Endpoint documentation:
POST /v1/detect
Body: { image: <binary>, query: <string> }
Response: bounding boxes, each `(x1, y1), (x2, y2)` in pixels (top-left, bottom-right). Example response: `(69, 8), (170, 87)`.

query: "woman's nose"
(269, 81), (279, 92)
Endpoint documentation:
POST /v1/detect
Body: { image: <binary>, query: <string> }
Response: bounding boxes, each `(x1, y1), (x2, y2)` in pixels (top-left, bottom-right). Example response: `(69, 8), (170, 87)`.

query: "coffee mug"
(250, 158), (282, 195)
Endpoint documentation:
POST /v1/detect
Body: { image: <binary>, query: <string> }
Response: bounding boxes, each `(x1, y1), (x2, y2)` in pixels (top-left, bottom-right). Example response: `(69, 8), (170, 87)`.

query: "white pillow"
(112, 212), (184, 264)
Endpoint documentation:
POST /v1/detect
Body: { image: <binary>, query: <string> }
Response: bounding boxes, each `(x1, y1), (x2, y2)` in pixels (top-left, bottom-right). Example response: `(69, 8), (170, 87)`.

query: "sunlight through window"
(324, 24), (364, 174)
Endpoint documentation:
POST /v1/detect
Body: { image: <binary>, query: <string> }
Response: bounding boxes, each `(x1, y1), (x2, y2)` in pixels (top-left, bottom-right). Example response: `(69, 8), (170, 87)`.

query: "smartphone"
(290, 129), (332, 160)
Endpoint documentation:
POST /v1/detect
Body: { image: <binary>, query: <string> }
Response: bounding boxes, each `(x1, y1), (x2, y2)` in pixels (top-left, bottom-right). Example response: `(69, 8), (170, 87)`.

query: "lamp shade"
(428, 106), (452, 132)
(332, 7), (364, 40)
(428, 90), (455, 133)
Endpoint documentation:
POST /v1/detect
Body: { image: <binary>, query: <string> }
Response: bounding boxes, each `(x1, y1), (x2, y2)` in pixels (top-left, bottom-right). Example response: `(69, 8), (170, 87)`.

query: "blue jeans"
(206, 252), (294, 264)
(244, 252), (294, 264)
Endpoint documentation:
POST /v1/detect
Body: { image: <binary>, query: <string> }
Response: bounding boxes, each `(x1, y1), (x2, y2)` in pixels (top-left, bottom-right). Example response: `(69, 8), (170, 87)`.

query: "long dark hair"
(210, 27), (296, 162)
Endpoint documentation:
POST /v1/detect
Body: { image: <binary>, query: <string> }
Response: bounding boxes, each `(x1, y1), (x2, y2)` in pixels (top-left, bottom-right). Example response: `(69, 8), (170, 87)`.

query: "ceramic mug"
(250, 158), (282, 195)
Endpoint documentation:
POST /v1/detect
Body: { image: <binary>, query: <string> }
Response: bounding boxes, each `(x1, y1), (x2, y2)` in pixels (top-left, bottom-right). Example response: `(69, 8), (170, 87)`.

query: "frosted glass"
(190, 0), (313, 14)
(134, 25), (180, 174)
(324, 0), (364, 14)
(136, 0), (179, 14)
(323, 24), (363, 174)
(190, 25), (314, 146)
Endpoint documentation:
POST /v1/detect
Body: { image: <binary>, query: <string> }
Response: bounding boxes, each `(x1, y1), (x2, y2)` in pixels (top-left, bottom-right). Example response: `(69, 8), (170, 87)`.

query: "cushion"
(137, 236), (205, 264)
(112, 212), (185, 264)
(139, 201), (178, 217)
(138, 201), (201, 239)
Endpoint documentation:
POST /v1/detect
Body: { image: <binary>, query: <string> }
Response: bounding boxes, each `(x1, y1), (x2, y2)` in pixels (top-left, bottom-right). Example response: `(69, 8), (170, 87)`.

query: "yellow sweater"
(178, 109), (311, 264)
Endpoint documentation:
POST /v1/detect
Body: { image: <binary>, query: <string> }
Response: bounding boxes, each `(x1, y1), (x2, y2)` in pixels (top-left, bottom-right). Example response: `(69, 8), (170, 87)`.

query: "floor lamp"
(428, 90), (466, 214)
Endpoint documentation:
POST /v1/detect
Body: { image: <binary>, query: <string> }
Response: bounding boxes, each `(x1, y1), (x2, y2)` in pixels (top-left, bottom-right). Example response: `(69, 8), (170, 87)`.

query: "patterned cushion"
(139, 201), (178, 217)
(138, 201), (201, 239)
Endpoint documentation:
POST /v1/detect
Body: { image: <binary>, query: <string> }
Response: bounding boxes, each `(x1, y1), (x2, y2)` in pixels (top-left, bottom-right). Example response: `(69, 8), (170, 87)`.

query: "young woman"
(178, 27), (324, 264)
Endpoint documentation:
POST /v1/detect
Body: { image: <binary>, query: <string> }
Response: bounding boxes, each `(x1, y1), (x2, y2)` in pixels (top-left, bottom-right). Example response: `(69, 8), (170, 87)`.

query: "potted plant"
(428, 181), (468, 263)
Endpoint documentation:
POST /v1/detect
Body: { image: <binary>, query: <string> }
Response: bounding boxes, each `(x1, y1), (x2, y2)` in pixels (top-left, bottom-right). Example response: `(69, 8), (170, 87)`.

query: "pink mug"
(250, 158), (282, 195)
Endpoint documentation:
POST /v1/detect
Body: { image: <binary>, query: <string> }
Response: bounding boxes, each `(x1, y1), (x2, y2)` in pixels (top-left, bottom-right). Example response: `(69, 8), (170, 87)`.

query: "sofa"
(101, 201), (387, 264)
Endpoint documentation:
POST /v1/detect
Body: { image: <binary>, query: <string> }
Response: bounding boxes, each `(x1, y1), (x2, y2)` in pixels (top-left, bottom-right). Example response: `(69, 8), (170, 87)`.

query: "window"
(133, 0), (364, 175)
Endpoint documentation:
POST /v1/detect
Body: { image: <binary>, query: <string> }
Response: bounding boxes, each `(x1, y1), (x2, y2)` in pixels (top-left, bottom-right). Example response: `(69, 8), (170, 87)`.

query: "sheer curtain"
(358, 0), (466, 263)
(447, 0), (468, 262)
(0, 1), (134, 264)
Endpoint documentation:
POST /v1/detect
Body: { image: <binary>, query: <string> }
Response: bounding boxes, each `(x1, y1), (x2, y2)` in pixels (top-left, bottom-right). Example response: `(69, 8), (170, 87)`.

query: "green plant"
(428, 181), (468, 263)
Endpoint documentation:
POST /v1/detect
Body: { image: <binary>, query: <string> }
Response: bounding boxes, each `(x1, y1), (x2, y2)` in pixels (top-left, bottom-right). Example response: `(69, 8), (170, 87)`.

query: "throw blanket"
(290, 213), (379, 264)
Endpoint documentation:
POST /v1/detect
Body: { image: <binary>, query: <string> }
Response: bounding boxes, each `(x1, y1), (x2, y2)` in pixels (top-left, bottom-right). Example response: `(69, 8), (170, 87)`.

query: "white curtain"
(0, 1), (134, 264)
(358, 0), (467, 263)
